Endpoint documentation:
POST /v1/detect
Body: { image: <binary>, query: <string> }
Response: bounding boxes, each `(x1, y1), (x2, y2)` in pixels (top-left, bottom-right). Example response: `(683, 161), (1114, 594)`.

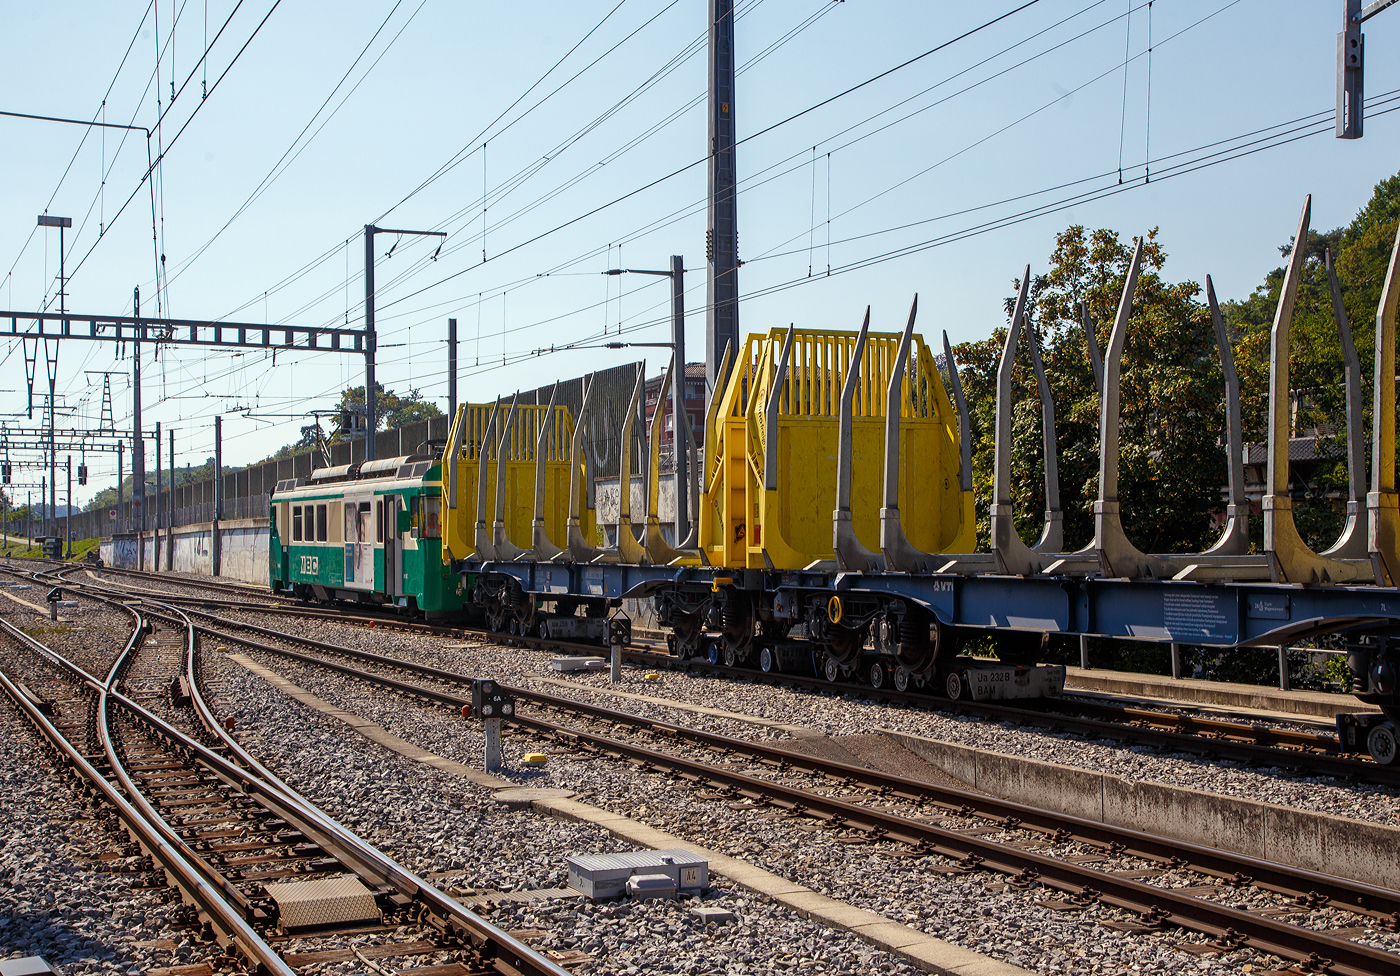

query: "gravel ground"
(213, 647), (928, 976)
(217, 635), (1346, 975)
(210, 607), (1400, 831)
(0, 694), (213, 976)
(0, 574), (135, 681)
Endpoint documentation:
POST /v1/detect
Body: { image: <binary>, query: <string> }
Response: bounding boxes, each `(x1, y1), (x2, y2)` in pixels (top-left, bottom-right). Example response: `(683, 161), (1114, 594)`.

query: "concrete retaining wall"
(885, 728), (1400, 891)
(99, 519), (265, 584)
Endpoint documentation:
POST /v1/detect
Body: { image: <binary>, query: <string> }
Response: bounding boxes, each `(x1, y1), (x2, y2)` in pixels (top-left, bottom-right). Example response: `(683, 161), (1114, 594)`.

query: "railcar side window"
(316, 504), (328, 542)
(410, 496), (421, 536)
(423, 497), (441, 539)
(375, 500), (383, 543)
(292, 506), (303, 542)
(345, 503), (357, 542)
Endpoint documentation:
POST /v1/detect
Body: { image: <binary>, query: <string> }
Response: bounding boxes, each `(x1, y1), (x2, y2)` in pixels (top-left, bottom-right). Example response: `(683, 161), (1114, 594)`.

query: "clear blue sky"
(2, 0), (1398, 506)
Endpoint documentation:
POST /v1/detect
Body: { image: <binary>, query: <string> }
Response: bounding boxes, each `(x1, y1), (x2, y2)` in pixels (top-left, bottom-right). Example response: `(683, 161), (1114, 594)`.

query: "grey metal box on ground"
(566, 848), (708, 899)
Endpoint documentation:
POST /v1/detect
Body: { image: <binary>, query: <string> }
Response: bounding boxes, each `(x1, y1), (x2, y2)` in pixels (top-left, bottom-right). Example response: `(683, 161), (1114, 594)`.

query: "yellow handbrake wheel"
(827, 594), (843, 625)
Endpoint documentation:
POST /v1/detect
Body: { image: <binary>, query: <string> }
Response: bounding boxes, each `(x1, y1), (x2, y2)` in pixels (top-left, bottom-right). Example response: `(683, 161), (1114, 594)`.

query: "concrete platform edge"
(883, 727), (1400, 891)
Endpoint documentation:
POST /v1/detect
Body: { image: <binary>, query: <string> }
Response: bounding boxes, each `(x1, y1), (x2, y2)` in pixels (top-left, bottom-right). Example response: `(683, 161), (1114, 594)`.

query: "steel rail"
(0, 576), (570, 976)
(142, 607), (1400, 973)
(48, 567), (1398, 785)
(620, 648), (1400, 785)
(98, 598), (573, 976)
(0, 621), (295, 976)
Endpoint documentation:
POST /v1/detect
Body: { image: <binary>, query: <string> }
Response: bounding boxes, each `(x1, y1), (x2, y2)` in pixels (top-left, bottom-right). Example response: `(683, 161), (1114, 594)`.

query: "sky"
(1, 0), (1398, 509)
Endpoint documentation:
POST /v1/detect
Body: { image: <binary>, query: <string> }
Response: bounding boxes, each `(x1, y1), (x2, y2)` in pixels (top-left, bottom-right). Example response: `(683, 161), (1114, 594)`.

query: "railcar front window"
(292, 506), (303, 542)
(316, 504), (328, 542)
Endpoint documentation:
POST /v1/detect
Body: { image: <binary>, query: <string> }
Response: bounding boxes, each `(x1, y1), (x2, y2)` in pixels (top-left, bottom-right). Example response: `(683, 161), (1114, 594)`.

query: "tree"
(953, 224), (1226, 555)
(1221, 168), (1400, 550)
(330, 383), (442, 441)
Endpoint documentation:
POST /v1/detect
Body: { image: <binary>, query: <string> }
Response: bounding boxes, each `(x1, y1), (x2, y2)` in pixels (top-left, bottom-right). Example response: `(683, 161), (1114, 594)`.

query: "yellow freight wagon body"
(700, 328), (973, 570)
(440, 402), (588, 561)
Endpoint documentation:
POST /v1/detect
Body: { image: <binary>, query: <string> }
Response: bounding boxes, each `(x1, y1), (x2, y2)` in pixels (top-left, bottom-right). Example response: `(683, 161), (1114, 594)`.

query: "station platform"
(1064, 666), (1377, 721)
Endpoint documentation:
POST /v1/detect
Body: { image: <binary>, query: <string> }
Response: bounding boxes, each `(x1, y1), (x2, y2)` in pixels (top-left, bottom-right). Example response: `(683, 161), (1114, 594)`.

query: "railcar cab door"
(343, 495), (375, 592)
(378, 494), (403, 601)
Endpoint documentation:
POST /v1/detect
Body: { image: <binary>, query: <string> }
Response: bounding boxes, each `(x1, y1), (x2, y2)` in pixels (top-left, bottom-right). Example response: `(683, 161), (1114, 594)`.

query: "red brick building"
(644, 362), (706, 452)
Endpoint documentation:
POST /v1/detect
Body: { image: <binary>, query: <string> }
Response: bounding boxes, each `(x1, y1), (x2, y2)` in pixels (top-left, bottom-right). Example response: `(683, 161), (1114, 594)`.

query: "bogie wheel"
(868, 663), (887, 690)
(722, 643), (739, 668)
(823, 656), (841, 683)
(945, 671), (966, 700)
(707, 641), (721, 665)
(1369, 722), (1400, 765)
(759, 646), (777, 674)
(893, 666), (912, 693)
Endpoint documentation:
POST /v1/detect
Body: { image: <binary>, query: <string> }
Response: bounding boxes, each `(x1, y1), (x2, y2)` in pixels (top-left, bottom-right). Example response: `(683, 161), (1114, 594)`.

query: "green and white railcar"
(269, 455), (463, 616)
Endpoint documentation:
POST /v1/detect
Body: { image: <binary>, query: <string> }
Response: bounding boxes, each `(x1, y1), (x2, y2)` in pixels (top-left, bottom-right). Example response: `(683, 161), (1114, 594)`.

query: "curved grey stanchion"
(567, 375), (603, 563)
(1081, 300), (1104, 394)
(644, 358), (694, 564)
(473, 400), (500, 560)
(1025, 313), (1063, 553)
(532, 383), (568, 561)
(881, 296), (939, 572)
(832, 311), (885, 572)
(1262, 198), (1371, 584)
(615, 364), (650, 565)
(1091, 242), (1266, 580)
(493, 394), (530, 561)
(990, 270), (1085, 575)
(1320, 247), (1368, 560)
(1196, 275), (1250, 558)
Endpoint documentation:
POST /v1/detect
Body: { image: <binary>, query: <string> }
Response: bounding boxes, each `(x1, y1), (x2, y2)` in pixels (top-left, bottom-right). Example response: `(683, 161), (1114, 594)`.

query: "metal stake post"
(670, 254), (688, 542)
(447, 317), (458, 418)
(133, 287), (145, 569)
(1079, 634), (1089, 670)
(362, 225), (446, 461)
(1171, 643), (1182, 680)
(154, 421), (161, 570)
(484, 718), (502, 773)
(1279, 646), (1291, 691)
(167, 428), (175, 569)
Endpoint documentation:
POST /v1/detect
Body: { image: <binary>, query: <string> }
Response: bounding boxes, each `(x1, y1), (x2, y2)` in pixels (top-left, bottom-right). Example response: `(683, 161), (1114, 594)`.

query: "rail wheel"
(868, 662), (887, 690)
(707, 641), (721, 665)
(893, 666), (912, 692)
(671, 612), (705, 660)
(1369, 722), (1399, 765)
(483, 596), (509, 633)
(823, 655), (841, 683)
(759, 645), (778, 674)
(945, 670), (967, 700)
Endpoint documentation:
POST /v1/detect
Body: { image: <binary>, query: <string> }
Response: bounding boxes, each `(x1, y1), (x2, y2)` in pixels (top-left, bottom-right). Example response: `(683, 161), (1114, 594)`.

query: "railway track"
(0, 582), (570, 976)
(86, 595), (1400, 976)
(36, 564), (1400, 787)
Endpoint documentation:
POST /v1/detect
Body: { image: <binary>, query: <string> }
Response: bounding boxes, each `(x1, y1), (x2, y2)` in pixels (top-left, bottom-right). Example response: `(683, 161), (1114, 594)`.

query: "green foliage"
(331, 383), (442, 441)
(1221, 168), (1400, 550)
(953, 225), (1225, 552)
(83, 457), (223, 513)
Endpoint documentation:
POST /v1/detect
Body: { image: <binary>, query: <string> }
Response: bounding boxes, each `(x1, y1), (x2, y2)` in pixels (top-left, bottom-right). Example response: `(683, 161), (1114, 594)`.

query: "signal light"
(78, 464), (88, 486)
(1, 462), (9, 484)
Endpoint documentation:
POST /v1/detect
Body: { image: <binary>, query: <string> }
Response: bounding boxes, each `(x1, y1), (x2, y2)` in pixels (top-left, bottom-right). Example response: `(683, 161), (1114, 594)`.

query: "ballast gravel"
(218, 606), (1400, 830)
(216, 638), (1309, 974)
(0, 694), (208, 976)
(211, 648), (927, 976)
